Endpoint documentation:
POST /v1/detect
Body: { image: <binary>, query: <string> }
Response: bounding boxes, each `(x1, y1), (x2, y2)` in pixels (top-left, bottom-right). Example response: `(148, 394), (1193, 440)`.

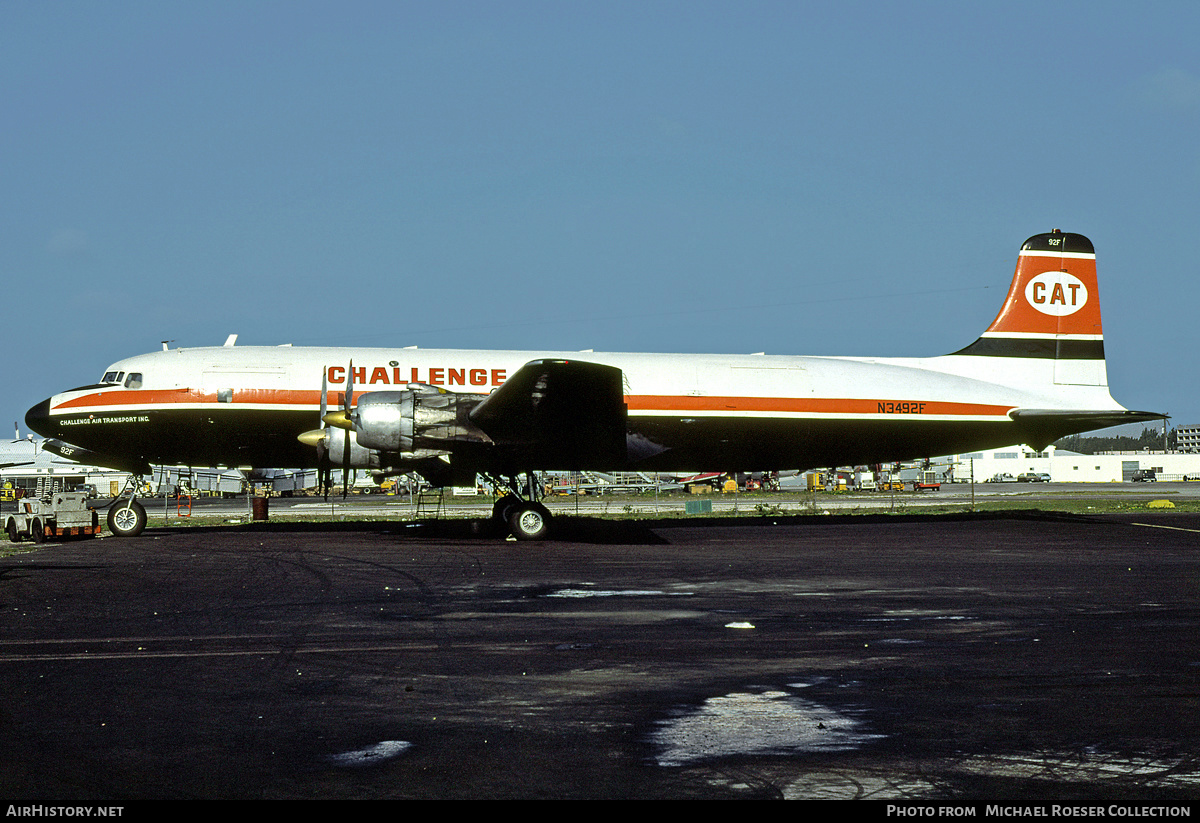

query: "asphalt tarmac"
(3, 510), (1200, 802)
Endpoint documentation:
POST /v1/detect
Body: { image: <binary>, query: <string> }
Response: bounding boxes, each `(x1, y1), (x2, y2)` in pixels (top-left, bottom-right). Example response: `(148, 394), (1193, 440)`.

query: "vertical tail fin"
(947, 230), (1163, 446)
(952, 230), (1107, 386)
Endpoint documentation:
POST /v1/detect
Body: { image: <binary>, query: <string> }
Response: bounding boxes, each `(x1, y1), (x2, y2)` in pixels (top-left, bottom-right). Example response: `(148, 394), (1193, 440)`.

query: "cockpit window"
(102, 371), (125, 385)
(124, 373), (143, 389)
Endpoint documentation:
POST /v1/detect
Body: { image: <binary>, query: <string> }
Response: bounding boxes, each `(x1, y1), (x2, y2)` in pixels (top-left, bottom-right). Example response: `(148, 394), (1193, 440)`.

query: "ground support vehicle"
(5, 492), (101, 543)
(876, 475), (905, 492)
(912, 470), (942, 492)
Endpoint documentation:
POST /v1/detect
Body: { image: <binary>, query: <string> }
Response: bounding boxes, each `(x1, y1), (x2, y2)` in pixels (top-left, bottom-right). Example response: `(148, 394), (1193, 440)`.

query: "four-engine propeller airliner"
(25, 231), (1162, 539)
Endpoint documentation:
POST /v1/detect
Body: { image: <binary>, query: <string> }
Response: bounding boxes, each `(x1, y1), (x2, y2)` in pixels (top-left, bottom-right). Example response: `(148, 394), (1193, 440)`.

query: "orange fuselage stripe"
(54, 390), (1015, 418)
(625, 396), (1011, 416)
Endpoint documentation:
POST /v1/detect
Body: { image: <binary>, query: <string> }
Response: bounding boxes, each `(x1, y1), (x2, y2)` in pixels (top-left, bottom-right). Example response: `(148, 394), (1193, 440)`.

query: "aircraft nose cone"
(25, 398), (53, 438)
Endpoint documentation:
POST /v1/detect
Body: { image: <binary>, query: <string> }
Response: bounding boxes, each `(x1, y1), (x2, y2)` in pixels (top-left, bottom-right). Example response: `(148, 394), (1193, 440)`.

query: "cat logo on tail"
(986, 230), (1102, 336)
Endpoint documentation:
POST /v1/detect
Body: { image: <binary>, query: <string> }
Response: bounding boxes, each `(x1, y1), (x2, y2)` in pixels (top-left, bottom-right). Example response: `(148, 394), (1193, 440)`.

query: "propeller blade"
(320, 368), (328, 421)
(296, 367), (337, 500)
(320, 368), (329, 499)
(342, 360), (353, 499)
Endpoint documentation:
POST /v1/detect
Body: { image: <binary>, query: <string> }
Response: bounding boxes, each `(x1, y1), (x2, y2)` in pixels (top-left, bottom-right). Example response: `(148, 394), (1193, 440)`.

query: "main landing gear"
(487, 472), (551, 541)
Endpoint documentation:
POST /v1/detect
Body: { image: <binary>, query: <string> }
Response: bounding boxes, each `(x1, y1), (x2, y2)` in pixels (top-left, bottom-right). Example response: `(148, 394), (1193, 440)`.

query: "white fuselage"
(28, 342), (1128, 473)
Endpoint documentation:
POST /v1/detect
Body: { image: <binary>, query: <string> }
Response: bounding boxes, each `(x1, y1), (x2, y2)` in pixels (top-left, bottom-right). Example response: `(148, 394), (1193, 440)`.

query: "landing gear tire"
(492, 497), (518, 524)
(492, 497), (522, 535)
(107, 500), (147, 538)
(508, 502), (551, 541)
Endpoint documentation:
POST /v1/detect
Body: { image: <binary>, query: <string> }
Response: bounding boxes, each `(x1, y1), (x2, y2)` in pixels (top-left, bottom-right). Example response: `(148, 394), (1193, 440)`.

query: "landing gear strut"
(487, 472), (552, 541)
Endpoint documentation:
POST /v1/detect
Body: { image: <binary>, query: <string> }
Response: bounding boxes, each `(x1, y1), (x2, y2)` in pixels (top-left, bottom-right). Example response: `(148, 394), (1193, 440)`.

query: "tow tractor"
(4, 492), (101, 543)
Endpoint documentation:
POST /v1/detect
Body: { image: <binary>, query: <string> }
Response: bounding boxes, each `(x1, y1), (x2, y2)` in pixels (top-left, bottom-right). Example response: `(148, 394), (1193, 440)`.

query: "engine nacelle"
(324, 426), (378, 469)
(352, 387), (490, 456)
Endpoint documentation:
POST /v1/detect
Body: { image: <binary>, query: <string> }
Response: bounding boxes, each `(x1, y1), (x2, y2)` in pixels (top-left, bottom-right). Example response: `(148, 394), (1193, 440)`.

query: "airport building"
(944, 444), (1200, 483)
(1176, 424), (1200, 454)
(0, 438), (131, 498)
(6, 433), (1200, 500)
(0, 438), (318, 499)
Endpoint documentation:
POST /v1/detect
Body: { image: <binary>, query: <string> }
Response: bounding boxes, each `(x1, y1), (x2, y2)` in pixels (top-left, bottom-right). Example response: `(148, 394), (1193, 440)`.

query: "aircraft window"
(103, 371), (119, 384)
(124, 373), (143, 389)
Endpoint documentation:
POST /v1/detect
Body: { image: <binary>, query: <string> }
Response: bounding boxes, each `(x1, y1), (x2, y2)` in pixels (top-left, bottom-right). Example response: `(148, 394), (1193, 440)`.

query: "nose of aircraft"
(25, 398), (53, 438)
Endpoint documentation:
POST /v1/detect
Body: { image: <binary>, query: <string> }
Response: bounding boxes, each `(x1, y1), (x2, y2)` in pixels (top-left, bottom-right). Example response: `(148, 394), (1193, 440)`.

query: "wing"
(468, 359), (628, 469)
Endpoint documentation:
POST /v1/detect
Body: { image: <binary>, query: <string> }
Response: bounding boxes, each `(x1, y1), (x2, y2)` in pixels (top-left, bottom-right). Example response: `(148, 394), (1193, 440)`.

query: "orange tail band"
(952, 230), (1105, 362)
(983, 230), (1102, 339)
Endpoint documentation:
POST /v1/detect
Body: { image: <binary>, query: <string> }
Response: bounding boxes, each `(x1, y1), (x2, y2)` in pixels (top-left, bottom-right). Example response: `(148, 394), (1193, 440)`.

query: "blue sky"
(3, 1), (1197, 438)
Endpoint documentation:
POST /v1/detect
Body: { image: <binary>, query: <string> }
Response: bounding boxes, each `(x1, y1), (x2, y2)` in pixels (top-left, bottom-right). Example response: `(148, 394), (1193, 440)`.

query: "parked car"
(1017, 473), (1046, 482)
(988, 473), (1015, 483)
(1131, 470), (1157, 482)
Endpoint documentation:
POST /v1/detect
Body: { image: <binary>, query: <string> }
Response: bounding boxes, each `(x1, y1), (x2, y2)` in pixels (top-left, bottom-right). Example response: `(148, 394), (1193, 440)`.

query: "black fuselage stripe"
(950, 337), (1105, 360)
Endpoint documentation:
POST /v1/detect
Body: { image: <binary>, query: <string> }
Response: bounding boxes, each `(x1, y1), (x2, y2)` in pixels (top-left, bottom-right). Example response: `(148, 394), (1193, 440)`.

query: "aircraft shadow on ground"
(135, 507), (1157, 546)
(149, 515), (671, 545)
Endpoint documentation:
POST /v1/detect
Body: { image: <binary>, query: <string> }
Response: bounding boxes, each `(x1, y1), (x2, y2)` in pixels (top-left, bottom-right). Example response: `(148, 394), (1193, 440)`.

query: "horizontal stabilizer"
(41, 438), (152, 475)
(1009, 409), (1167, 450)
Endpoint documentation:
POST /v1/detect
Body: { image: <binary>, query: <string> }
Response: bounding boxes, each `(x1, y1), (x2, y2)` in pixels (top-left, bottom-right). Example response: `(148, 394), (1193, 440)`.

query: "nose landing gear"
(107, 498), (147, 537)
(107, 475), (148, 537)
